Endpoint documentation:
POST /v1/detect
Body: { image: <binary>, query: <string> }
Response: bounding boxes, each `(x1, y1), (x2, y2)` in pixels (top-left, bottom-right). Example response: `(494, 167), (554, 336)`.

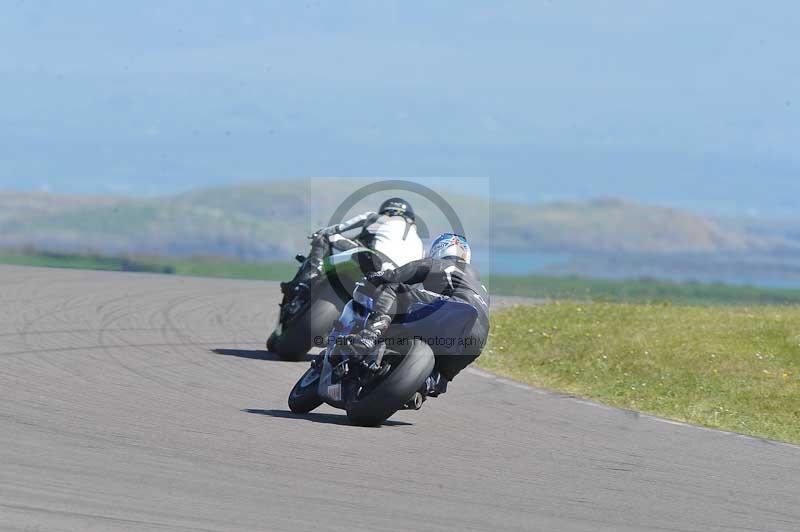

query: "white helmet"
(428, 233), (471, 263)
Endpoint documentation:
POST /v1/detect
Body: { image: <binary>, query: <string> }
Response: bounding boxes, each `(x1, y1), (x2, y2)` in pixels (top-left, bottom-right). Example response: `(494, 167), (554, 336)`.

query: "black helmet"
(378, 197), (415, 221)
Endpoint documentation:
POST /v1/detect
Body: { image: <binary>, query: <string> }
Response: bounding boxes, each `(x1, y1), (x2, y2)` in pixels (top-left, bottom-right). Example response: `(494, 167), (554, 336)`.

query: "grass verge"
(0, 250), (295, 280)
(486, 275), (800, 305)
(480, 302), (800, 444)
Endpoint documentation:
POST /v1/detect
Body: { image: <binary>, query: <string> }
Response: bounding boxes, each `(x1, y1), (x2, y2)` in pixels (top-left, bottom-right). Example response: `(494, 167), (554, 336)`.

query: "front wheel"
(266, 330), (278, 353)
(345, 339), (435, 427)
(288, 367), (323, 413)
(273, 283), (342, 361)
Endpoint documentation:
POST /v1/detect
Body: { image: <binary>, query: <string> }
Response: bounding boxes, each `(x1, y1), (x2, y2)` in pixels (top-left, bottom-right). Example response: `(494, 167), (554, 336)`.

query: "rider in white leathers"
(281, 198), (424, 298)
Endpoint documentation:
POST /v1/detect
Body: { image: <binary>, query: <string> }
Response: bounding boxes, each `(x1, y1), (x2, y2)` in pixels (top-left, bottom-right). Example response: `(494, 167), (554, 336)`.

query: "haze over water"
(1, 1), (798, 216)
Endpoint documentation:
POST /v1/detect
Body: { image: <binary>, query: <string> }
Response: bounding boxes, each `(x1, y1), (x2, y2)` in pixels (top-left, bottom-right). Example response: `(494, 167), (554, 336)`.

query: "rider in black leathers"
(352, 233), (490, 397)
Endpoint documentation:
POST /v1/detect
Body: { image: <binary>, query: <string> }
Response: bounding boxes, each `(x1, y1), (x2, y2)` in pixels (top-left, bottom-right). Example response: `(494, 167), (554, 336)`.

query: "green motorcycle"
(267, 247), (395, 361)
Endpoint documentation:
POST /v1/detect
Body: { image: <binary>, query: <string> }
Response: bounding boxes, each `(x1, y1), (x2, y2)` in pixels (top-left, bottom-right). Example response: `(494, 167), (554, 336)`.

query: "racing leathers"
(286, 212), (424, 294)
(358, 256), (490, 383)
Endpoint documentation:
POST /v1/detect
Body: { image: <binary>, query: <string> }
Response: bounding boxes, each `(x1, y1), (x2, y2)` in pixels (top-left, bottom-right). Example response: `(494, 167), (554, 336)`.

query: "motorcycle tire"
(345, 339), (435, 427)
(288, 367), (324, 414)
(273, 282), (342, 361)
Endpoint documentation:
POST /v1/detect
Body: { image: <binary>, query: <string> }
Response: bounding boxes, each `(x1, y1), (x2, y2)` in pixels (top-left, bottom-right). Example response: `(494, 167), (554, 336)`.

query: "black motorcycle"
(287, 288), (478, 426)
(267, 247), (395, 361)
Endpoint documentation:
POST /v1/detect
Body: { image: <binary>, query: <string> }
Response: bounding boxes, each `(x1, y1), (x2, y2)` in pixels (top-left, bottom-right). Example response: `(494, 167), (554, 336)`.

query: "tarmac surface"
(1, 265), (798, 531)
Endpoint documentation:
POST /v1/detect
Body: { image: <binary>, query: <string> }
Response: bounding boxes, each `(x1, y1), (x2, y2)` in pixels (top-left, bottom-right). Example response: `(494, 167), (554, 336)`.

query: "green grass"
(487, 274), (800, 305)
(163, 257), (295, 280)
(480, 303), (800, 444)
(0, 250), (296, 280)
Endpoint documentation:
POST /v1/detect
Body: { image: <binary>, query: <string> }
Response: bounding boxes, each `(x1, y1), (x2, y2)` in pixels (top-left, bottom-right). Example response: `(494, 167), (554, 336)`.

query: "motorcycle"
(267, 247), (396, 361)
(287, 286), (479, 426)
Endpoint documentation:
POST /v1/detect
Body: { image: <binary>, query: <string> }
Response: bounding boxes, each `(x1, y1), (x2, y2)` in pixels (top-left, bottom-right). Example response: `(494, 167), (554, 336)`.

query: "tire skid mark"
(96, 290), (251, 410)
(0, 341), (261, 358)
(156, 288), (269, 399)
(0, 502), (226, 532)
(0, 326), (254, 339)
(18, 291), (92, 381)
(15, 287), (167, 386)
(162, 287), (263, 381)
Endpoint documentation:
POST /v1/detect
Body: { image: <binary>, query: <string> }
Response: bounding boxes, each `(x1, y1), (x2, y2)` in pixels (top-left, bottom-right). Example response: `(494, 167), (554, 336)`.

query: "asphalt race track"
(1, 265), (798, 532)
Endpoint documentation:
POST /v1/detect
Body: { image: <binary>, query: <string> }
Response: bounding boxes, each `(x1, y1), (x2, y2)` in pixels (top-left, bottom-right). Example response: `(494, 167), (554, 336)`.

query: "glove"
(309, 224), (339, 239)
(364, 270), (386, 283)
(347, 328), (380, 354)
(346, 313), (391, 356)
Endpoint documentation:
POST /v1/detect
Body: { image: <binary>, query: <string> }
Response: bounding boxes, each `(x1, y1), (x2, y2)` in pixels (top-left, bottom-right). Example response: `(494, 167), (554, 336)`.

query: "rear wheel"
(288, 367), (323, 413)
(345, 339), (435, 427)
(273, 282), (342, 361)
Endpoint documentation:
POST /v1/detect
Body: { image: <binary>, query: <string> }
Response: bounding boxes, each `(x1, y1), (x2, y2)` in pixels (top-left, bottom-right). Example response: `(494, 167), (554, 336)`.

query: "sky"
(1, 1), (798, 215)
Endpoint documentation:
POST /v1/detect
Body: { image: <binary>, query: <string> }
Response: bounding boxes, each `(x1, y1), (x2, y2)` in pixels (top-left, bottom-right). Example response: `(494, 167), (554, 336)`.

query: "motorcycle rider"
(281, 197), (424, 299)
(351, 233), (490, 398)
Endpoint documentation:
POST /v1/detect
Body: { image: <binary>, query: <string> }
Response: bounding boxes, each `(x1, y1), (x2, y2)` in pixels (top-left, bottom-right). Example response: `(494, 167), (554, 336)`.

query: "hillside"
(1, 181), (797, 275)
